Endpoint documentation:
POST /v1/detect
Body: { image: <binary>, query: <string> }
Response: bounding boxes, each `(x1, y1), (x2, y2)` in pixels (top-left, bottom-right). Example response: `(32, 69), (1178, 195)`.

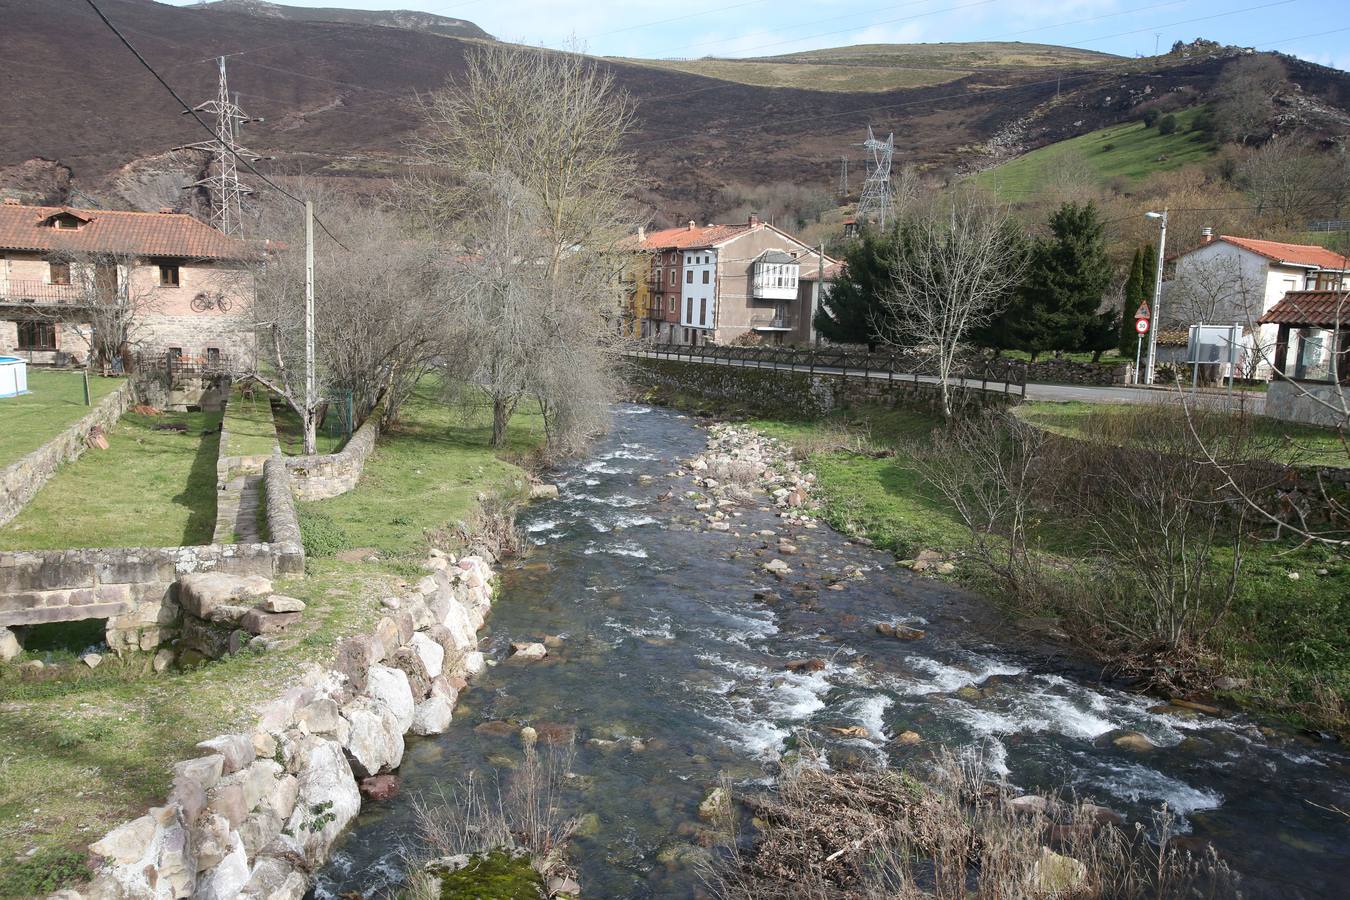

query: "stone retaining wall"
(66, 552), (498, 900)
(988, 358), (1128, 387)
(0, 379), (135, 526)
(628, 357), (1014, 419)
(0, 459), (304, 654)
(284, 410), (380, 502)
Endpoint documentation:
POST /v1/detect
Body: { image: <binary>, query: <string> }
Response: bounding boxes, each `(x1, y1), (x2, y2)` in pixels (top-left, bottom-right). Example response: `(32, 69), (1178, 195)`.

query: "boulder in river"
(1111, 731), (1157, 753)
(511, 642), (548, 660)
(1032, 847), (1087, 894)
(784, 658), (826, 673)
(876, 623), (925, 640)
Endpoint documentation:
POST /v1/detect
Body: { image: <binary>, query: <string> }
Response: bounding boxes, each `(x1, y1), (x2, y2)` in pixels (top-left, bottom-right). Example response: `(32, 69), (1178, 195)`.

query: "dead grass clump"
(703, 748), (1240, 900)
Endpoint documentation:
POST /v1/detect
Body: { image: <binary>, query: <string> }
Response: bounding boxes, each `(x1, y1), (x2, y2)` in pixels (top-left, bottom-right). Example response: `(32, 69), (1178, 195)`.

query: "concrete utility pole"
(304, 200), (317, 454)
(1145, 208), (1168, 384)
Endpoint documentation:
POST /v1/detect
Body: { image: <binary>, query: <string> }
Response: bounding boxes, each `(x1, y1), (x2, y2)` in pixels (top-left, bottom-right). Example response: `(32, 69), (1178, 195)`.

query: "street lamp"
(1144, 209), (1168, 384)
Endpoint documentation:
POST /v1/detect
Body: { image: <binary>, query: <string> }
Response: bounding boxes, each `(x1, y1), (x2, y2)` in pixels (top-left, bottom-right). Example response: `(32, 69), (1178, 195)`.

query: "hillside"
(197, 0), (493, 40)
(2, 2), (1348, 223)
(973, 107), (1219, 199)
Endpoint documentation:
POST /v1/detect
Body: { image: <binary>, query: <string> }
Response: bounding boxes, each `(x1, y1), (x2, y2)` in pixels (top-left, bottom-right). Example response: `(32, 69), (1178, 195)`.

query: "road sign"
(1135, 317), (1150, 335)
(1135, 302), (1151, 320)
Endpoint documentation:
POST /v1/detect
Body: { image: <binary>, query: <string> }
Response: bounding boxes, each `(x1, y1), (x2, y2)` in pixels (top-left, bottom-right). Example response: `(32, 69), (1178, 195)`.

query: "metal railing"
(628, 343), (1028, 397)
(0, 280), (87, 304)
(135, 350), (242, 378)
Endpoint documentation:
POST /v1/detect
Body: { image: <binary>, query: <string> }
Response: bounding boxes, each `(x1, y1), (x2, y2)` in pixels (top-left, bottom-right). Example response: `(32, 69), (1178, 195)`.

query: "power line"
(81, 0), (349, 249)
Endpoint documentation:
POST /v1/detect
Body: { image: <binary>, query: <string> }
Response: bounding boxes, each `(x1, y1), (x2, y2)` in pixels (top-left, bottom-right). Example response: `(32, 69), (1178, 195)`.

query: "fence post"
(1021, 362), (1029, 399)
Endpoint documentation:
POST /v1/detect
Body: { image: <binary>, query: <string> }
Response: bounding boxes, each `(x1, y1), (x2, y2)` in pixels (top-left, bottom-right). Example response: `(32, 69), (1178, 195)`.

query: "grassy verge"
(745, 402), (1348, 735)
(222, 386), (277, 457)
(0, 370), (124, 465)
(1017, 400), (1349, 468)
(0, 379), (544, 895)
(0, 409), (221, 550)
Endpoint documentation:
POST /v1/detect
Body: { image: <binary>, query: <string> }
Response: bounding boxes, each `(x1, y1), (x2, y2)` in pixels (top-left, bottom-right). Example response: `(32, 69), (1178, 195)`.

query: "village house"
(1258, 291), (1348, 426)
(1166, 231), (1350, 377)
(632, 216), (838, 346)
(0, 199), (256, 370)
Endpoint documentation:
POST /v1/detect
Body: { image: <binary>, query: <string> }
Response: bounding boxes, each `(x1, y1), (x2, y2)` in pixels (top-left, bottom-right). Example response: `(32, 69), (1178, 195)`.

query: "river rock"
(1111, 731), (1157, 752)
(342, 698), (405, 777)
(876, 623), (925, 640)
(239, 857), (308, 900)
(0, 627), (20, 661)
(893, 730), (922, 746)
(1032, 847), (1087, 894)
(764, 559), (790, 575)
(511, 642), (548, 660)
(548, 875), (582, 897)
(91, 814), (156, 865)
(366, 663), (416, 732)
(239, 608), (301, 636)
(194, 830), (247, 900)
(411, 694), (455, 735)
(1080, 803), (1125, 827)
(179, 572), (272, 619)
(1169, 698), (1222, 715)
(359, 774), (401, 801)
(260, 594), (306, 613)
(784, 658), (825, 673)
(1008, 795), (1050, 815)
(698, 786), (730, 822)
(282, 737), (361, 867)
(296, 697), (342, 735)
(197, 733), (255, 775)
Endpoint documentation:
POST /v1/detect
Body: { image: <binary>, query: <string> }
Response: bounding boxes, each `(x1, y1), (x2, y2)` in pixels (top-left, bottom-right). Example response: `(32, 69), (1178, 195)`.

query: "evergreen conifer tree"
(813, 225), (902, 350)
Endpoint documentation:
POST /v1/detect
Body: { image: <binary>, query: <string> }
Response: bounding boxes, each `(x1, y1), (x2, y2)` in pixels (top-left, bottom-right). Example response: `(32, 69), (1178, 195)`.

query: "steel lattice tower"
(854, 126), (894, 228)
(178, 57), (260, 235)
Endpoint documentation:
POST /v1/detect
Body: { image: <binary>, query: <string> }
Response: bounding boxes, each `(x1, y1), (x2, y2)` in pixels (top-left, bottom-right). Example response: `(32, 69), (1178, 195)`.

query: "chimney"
(748, 213), (760, 226)
(1201, 227), (1214, 243)
(687, 220), (696, 231)
(2, 198), (19, 206)
(637, 225), (646, 241)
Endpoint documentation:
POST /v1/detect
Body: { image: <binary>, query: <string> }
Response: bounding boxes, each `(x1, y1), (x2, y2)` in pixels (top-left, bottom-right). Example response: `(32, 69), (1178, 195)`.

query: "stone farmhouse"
(1167, 231), (1350, 377)
(0, 199), (256, 369)
(632, 215), (839, 346)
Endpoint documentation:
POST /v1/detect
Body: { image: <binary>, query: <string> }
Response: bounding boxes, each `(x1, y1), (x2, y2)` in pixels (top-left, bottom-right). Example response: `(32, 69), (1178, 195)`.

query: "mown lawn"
(0, 378), (544, 896)
(1017, 400), (1349, 468)
(973, 107), (1216, 200)
(0, 370), (123, 466)
(0, 409), (221, 550)
(221, 385), (277, 457)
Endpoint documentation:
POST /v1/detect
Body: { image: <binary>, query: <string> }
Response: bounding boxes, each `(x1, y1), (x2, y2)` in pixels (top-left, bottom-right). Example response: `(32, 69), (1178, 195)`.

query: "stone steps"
(213, 474), (265, 544)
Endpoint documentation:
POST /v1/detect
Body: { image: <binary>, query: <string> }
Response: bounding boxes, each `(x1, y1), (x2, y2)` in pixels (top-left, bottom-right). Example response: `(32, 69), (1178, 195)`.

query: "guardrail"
(628, 344), (1028, 397)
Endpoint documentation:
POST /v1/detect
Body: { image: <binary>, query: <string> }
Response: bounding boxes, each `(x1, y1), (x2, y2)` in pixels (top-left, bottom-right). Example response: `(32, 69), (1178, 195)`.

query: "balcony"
(750, 310), (794, 331)
(0, 279), (88, 306)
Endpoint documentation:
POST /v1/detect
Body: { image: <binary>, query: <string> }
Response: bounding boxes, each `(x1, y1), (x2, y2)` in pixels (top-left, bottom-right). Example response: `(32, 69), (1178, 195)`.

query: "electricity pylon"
(176, 57), (263, 235)
(854, 126), (894, 228)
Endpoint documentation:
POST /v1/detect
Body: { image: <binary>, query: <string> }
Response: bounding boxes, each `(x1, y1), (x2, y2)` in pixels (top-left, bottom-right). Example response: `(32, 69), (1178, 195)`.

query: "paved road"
(628, 350), (1266, 413)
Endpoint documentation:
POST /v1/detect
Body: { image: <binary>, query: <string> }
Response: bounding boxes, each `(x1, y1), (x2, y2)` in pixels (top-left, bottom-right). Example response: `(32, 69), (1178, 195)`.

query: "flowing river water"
(314, 404), (1349, 899)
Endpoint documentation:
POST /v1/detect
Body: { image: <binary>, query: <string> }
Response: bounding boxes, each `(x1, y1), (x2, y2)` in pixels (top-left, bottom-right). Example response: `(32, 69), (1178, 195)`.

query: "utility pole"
(1144, 208), (1168, 385)
(304, 200), (317, 454)
(816, 243), (825, 346)
(176, 57), (262, 235)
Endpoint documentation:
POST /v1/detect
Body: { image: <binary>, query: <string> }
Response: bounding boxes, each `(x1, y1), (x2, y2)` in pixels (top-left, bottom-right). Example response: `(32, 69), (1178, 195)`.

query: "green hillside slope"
(973, 107), (1217, 199)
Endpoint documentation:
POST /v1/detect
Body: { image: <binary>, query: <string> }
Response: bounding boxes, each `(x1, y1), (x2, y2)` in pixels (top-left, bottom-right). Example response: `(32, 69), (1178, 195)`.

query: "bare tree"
(412, 44), (640, 452)
(879, 193), (1026, 418)
(1237, 136), (1348, 225)
(33, 247), (162, 373)
(1212, 54), (1287, 146)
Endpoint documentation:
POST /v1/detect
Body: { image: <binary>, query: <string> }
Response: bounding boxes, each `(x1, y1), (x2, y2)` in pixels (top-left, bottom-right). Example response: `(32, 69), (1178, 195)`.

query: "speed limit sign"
(1135, 317), (1150, 334)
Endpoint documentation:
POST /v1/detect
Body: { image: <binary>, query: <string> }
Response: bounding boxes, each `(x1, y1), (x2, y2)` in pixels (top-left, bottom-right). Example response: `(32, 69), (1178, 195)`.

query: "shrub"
(1141, 108), (1161, 128)
(1158, 114), (1179, 135)
(0, 846), (88, 896)
(1101, 142), (1116, 152)
(298, 508), (348, 557)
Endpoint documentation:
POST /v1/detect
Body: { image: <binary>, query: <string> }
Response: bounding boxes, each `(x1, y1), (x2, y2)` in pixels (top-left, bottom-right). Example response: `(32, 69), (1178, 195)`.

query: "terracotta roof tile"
(1258, 290), (1350, 326)
(638, 223), (754, 250)
(0, 203), (253, 259)
(1217, 236), (1350, 270)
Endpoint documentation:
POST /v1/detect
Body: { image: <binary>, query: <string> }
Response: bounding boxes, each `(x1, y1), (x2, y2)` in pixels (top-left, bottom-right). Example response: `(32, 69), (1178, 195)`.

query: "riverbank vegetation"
(748, 402), (1348, 736)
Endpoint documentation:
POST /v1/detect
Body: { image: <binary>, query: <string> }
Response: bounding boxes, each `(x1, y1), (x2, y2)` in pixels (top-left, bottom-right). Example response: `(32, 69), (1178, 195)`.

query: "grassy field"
(771, 41), (1118, 69)
(0, 409), (221, 550)
(273, 400), (346, 456)
(221, 386), (277, 457)
(1017, 400), (1349, 467)
(0, 371), (123, 465)
(745, 403), (1347, 735)
(973, 107), (1216, 200)
(616, 57), (966, 92)
(0, 379), (543, 897)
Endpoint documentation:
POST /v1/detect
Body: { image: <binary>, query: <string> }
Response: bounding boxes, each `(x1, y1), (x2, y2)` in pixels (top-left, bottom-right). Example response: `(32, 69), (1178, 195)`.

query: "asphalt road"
(627, 350), (1266, 414)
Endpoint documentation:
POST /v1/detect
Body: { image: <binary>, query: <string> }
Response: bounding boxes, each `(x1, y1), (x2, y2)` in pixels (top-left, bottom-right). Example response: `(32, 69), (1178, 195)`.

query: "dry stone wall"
(0, 379), (135, 526)
(628, 356), (1014, 419)
(63, 552), (497, 900)
(284, 411), (380, 502)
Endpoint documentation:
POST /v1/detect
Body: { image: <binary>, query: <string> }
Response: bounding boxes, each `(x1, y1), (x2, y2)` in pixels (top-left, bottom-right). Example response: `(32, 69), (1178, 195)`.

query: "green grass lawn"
(0, 376), (544, 896)
(221, 386), (277, 457)
(273, 400), (346, 456)
(1017, 400), (1349, 468)
(0, 409), (221, 550)
(973, 107), (1216, 200)
(0, 370), (124, 466)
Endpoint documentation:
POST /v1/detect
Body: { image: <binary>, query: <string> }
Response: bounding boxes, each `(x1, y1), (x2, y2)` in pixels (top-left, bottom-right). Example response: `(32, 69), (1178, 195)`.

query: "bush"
(298, 508), (348, 557)
(1158, 114), (1179, 135)
(1141, 108), (1160, 128)
(1101, 142), (1116, 152)
(0, 846), (88, 897)
(1190, 106), (1216, 137)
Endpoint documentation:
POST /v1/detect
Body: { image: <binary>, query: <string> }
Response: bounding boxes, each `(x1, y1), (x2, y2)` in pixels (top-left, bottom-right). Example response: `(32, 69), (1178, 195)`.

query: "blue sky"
(174, 0), (1349, 70)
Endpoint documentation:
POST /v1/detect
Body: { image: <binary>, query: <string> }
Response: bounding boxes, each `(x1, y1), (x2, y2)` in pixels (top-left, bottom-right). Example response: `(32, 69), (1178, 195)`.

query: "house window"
(48, 261), (71, 285)
(686, 297), (694, 323)
(206, 347), (221, 365)
(686, 270), (693, 284)
(702, 270), (709, 284)
(700, 298), (707, 326)
(17, 321), (56, 351)
(159, 264), (180, 287)
(669, 270), (676, 285)
(668, 298), (676, 313)
(52, 215), (80, 230)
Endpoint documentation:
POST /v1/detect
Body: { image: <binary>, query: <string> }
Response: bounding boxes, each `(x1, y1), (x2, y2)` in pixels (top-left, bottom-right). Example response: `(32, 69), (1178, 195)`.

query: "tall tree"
(813, 225), (900, 350)
(1118, 247), (1146, 357)
(1004, 202), (1113, 359)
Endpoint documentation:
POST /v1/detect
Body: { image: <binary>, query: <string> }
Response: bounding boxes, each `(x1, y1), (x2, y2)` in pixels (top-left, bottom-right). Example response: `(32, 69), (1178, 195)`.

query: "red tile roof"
(1217, 236), (1350, 270)
(1258, 290), (1349, 326)
(638, 222), (754, 250)
(0, 203), (254, 260)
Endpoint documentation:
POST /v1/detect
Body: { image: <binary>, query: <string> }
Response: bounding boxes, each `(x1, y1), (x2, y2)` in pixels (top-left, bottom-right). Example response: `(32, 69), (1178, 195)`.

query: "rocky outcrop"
(68, 552), (497, 900)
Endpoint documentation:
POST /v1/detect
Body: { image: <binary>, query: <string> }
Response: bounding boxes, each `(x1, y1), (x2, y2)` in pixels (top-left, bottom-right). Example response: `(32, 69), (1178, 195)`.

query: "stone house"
(634, 216), (838, 346)
(1167, 232), (1350, 378)
(0, 199), (256, 369)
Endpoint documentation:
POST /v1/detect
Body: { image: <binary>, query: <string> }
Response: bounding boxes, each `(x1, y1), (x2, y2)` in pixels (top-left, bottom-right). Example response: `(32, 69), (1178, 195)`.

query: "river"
(314, 404), (1349, 899)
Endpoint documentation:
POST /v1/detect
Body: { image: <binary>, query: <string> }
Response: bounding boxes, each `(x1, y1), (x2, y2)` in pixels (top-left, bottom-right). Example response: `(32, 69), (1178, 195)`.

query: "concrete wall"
(628, 356), (1012, 419)
(0, 378), (135, 526)
(1264, 378), (1350, 428)
(284, 411), (380, 502)
(0, 457), (304, 653)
